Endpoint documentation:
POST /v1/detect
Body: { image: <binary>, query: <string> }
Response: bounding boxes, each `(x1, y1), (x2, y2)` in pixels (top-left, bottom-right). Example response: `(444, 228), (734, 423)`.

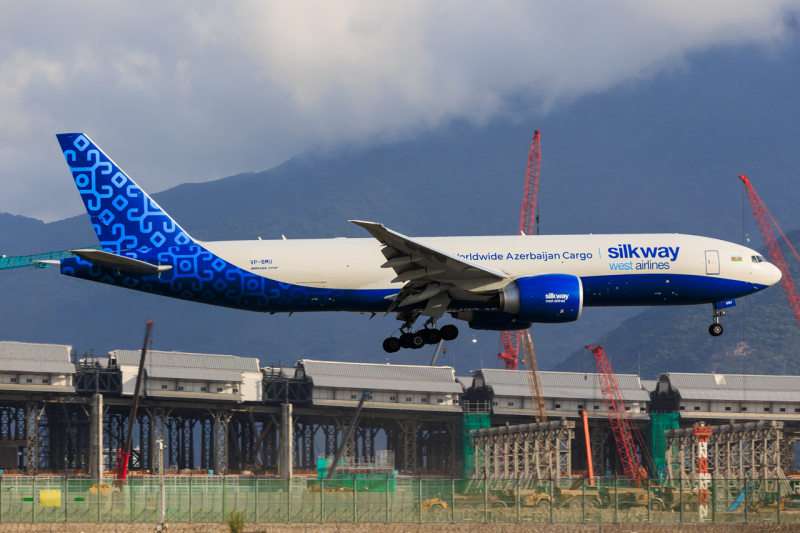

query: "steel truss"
(0, 391), (463, 476)
(214, 410), (230, 475)
(665, 421), (796, 502)
(472, 419), (574, 479)
(589, 426), (611, 476)
(150, 408), (167, 475)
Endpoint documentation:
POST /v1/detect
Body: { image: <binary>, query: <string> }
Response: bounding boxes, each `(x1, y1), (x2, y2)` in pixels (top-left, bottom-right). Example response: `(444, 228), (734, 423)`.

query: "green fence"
(0, 476), (798, 524)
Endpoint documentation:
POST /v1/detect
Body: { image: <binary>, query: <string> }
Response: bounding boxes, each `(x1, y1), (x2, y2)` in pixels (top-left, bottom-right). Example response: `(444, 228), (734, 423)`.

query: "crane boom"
(520, 330), (546, 422)
(326, 391), (370, 479)
(0, 245), (102, 270)
(519, 131), (541, 236)
(116, 320), (153, 481)
(739, 174), (800, 328)
(585, 345), (642, 480)
(496, 130), (545, 423)
(498, 331), (519, 370)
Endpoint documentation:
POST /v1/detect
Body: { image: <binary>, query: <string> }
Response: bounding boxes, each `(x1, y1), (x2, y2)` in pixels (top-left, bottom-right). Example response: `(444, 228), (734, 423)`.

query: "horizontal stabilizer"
(71, 249), (172, 275)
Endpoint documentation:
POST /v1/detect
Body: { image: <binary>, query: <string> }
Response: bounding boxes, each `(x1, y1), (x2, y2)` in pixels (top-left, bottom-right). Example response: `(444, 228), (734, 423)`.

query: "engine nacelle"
(489, 274), (583, 323)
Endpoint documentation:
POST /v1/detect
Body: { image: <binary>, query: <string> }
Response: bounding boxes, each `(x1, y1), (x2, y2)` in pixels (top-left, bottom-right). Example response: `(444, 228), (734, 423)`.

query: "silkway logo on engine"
(545, 293), (569, 303)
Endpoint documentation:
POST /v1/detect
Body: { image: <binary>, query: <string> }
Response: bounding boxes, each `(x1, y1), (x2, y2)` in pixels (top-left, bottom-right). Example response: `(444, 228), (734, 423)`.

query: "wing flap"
(350, 220), (507, 281)
(351, 220), (507, 315)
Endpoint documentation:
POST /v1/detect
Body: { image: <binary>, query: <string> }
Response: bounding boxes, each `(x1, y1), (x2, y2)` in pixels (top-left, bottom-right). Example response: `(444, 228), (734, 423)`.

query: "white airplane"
(53, 133), (780, 352)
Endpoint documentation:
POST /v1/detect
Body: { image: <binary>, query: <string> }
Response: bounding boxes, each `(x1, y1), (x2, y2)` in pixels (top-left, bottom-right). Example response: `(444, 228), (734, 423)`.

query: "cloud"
(0, 0), (797, 220)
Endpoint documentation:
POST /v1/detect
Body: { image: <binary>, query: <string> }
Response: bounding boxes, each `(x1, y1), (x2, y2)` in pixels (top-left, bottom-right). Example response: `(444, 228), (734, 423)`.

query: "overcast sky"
(1, 1), (799, 221)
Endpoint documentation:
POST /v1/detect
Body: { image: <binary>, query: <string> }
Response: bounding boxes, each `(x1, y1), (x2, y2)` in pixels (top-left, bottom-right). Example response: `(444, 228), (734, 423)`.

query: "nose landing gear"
(709, 304), (725, 337)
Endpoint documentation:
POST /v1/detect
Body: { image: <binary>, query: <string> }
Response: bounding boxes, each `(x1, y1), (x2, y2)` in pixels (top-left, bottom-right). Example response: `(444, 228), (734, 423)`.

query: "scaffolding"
(665, 420), (796, 509)
(472, 419), (574, 479)
(317, 450), (396, 477)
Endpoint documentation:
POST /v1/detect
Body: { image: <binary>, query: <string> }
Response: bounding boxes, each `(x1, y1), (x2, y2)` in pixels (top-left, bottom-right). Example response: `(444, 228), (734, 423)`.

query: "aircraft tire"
(709, 324), (723, 336)
(400, 333), (412, 349)
(441, 325), (459, 341)
(426, 328), (442, 344)
(383, 337), (401, 353)
(410, 333), (426, 349)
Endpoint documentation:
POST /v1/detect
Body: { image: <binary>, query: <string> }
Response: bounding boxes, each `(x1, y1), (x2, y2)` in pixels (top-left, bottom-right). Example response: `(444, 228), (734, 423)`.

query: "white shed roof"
(111, 350), (260, 372)
(660, 372), (800, 402)
(476, 369), (650, 402)
(0, 341), (75, 374)
(299, 360), (463, 394)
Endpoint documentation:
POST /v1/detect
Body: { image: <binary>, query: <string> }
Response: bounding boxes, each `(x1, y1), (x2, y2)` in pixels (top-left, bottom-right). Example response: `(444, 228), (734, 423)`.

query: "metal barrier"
(0, 476), (796, 524)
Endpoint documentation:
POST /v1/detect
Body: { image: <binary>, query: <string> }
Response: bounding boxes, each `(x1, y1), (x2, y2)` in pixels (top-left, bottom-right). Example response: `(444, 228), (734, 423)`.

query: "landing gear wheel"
(425, 328), (442, 344)
(409, 332), (426, 349)
(709, 323), (724, 336)
(440, 324), (459, 341)
(383, 337), (401, 353)
(400, 332), (412, 349)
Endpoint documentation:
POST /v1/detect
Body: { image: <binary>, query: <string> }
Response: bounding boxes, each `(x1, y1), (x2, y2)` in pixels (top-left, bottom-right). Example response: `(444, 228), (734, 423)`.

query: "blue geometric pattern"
(55, 133), (398, 313)
(56, 133), (192, 255)
(60, 245), (395, 312)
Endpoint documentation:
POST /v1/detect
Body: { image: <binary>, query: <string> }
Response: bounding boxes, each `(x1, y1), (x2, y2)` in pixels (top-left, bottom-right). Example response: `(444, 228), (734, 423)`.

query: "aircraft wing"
(350, 220), (506, 315)
(70, 249), (173, 275)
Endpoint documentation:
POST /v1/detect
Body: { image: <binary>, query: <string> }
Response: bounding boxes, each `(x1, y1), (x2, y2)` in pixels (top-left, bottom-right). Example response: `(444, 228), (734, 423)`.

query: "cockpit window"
(752, 255), (766, 263)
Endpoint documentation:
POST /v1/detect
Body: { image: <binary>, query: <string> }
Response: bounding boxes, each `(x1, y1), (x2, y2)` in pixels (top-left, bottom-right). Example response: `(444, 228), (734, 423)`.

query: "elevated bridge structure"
(0, 340), (798, 481)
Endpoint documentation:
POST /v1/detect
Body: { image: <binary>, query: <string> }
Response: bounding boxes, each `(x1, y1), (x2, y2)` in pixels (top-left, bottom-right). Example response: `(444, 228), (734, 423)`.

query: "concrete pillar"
(89, 394), (103, 479)
(280, 403), (292, 479)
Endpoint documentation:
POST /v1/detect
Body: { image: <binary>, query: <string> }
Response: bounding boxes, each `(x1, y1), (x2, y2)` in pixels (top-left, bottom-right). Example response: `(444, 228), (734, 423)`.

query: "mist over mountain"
(1, 44), (800, 374)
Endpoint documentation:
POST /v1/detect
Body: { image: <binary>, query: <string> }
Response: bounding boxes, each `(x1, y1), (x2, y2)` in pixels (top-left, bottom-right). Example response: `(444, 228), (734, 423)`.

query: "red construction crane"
(116, 320), (153, 481)
(494, 131), (547, 423)
(519, 130), (541, 237)
(498, 331), (519, 370)
(497, 131), (541, 371)
(585, 345), (647, 480)
(739, 174), (800, 328)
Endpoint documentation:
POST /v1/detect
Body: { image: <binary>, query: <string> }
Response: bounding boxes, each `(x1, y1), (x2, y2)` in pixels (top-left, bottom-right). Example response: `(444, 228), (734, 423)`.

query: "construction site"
(2, 132), (800, 530)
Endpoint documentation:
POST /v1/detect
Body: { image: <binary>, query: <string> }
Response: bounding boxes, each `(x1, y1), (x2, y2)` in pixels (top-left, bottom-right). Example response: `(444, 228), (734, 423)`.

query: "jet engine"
(487, 274), (583, 323)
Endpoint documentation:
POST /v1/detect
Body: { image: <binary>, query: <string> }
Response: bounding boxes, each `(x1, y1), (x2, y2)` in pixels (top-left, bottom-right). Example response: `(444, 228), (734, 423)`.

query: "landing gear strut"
(382, 316), (459, 353)
(709, 304), (725, 337)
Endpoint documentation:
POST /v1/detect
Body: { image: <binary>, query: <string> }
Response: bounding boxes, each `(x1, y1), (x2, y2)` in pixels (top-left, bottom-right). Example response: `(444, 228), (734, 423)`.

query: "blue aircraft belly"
(581, 274), (766, 306)
(60, 246), (395, 313)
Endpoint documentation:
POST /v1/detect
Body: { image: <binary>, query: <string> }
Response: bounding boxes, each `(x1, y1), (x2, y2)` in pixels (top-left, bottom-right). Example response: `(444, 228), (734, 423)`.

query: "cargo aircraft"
(50, 133), (781, 352)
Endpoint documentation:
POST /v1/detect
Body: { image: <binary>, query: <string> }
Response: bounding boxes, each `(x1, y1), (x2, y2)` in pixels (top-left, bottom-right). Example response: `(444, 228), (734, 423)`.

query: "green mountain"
(554, 231), (800, 378)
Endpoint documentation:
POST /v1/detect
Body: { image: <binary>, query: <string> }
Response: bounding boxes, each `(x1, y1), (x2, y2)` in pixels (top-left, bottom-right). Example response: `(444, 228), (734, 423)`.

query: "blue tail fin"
(56, 133), (194, 253)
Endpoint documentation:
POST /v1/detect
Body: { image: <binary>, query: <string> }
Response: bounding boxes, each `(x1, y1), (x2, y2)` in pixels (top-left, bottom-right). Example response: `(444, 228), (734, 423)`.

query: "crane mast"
(496, 131), (546, 422)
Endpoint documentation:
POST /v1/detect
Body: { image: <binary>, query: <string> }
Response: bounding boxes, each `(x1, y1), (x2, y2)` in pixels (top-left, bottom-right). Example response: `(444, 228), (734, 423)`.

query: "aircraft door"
(705, 250), (720, 275)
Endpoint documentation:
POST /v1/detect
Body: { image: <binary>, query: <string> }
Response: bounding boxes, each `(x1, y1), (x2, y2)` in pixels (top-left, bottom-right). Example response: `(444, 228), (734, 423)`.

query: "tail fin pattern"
(56, 133), (193, 254)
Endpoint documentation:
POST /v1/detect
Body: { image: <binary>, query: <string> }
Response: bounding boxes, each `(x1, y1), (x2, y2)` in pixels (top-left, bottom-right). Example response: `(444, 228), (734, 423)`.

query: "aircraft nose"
(772, 263), (782, 286)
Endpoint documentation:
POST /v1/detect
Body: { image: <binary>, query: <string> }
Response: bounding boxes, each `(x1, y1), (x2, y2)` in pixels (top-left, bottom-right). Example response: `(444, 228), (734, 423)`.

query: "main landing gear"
(709, 304), (725, 337)
(383, 317), (459, 353)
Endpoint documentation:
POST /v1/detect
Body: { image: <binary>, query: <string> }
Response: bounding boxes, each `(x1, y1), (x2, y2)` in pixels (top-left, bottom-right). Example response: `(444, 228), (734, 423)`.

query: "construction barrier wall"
(0, 476), (796, 524)
(648, 413), (679, 478)
(460, 413), (490, 478)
